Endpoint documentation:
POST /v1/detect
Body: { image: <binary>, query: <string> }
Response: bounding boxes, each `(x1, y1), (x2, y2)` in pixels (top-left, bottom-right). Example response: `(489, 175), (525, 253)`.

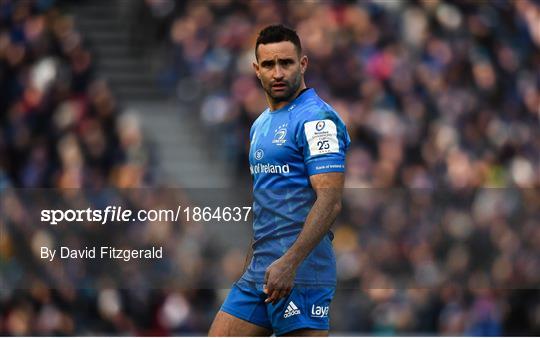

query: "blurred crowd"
(0, 0), (154, 189)
(158, 0), (540, 190)
(0, 0), (164, 335)
(1, 0), (539, 336)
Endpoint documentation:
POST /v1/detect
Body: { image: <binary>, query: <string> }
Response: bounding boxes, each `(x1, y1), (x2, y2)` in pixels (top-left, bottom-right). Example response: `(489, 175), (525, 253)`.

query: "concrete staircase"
(128, 101), (233, 188)
(66, 1), (234, 188)
(67, 0), (164, 101)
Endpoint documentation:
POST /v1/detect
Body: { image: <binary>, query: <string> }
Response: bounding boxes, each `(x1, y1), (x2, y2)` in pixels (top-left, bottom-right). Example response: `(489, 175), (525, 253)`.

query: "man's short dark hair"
(255, 24), (302, 60)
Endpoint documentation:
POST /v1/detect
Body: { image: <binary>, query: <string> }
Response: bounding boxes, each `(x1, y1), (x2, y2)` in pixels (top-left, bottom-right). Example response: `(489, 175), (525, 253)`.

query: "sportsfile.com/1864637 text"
(40, 206), (252, 225)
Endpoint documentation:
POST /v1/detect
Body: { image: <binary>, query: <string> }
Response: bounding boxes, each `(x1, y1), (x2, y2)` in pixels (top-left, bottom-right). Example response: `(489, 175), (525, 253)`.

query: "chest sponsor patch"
(304, 119), (339, 156)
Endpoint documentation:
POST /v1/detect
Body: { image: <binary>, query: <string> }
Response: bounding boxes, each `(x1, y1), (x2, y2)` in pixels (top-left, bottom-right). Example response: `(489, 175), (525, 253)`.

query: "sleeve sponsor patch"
(304, 119), (339, 156)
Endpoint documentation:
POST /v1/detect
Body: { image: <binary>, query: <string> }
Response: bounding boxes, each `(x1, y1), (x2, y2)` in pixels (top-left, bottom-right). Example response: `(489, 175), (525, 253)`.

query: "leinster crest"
(272, 123), (288, 146)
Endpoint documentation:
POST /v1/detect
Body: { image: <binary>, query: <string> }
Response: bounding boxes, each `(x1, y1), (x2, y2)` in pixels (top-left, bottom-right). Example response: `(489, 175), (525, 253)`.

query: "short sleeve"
(297, 112), (351, 176)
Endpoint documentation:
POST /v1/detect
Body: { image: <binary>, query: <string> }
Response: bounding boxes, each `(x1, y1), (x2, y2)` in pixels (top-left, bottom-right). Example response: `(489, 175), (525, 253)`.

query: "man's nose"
(273, 65), (284, 79)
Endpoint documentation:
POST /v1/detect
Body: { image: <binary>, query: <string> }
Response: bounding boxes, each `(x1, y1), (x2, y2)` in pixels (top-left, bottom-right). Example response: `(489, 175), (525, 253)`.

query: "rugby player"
(209, 24), (350, 337)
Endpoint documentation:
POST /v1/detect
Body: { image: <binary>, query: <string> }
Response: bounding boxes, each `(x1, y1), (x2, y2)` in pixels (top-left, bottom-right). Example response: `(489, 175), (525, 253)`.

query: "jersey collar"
(269, 88), (313, 113)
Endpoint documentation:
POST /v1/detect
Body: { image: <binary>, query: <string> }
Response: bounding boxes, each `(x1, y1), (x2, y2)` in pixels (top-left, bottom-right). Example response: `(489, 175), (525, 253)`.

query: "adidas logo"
(283, 301), (301, 318)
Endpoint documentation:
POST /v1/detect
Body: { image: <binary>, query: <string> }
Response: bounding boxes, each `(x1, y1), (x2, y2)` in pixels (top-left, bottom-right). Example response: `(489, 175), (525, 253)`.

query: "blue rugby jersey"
(242, 88), (351, 286)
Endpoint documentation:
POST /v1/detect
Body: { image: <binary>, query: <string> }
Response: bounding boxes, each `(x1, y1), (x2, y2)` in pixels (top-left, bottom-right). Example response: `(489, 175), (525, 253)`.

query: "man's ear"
(253, 62), (260, 79)
(300, 55), (308, 74)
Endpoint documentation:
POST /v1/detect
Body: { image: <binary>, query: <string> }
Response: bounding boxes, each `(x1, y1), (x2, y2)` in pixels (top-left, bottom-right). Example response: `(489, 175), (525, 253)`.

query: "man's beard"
(265, 73), (302, 103)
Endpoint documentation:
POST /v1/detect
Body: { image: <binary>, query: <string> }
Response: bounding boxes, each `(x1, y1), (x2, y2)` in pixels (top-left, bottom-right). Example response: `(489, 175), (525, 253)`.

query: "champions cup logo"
(316, 121), (325, 131)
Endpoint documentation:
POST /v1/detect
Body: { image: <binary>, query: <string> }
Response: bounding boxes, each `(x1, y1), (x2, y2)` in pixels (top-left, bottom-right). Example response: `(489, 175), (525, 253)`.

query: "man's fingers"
(263, 269), (270, 294)
(272, 289), (287, 304)
(283, 288), (290, 297)
(284, 288), (291, 298)
(263, 280), (273, 294)
(269, 287), (294, 304)
(271, 290), (282, 304)
(265, 289), (279, 303)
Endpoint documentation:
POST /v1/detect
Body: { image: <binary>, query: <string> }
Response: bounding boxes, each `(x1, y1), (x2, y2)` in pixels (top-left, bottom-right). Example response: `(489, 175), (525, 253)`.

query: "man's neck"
(268, 83), (307, 111)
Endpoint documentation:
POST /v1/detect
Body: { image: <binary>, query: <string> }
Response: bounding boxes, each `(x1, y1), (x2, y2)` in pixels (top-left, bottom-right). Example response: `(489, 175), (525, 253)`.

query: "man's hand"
(263, 256), (297, 304)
